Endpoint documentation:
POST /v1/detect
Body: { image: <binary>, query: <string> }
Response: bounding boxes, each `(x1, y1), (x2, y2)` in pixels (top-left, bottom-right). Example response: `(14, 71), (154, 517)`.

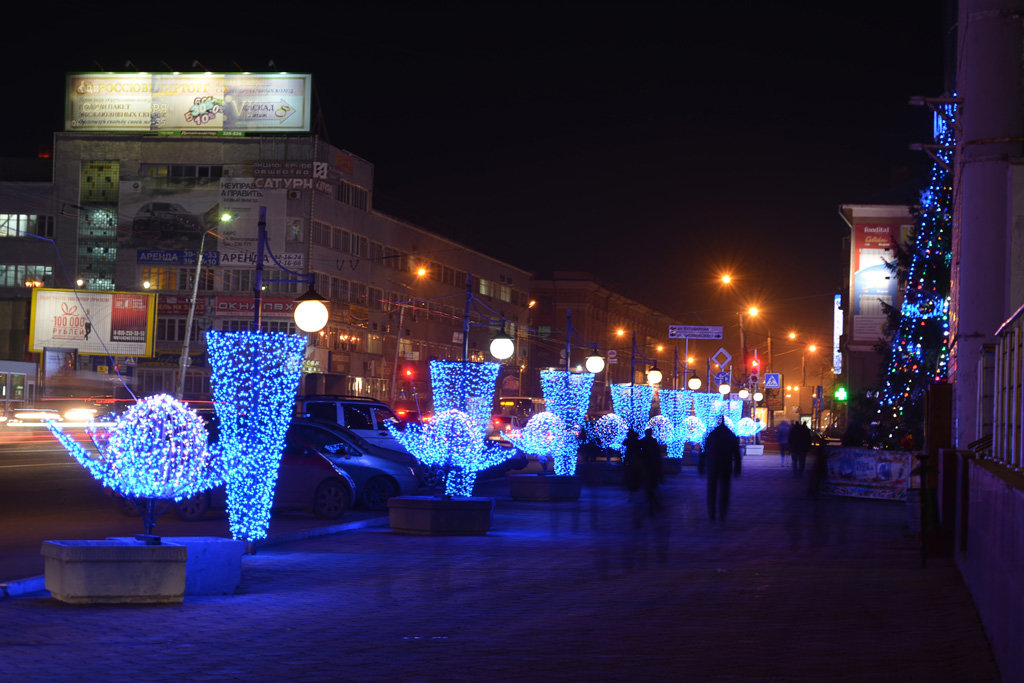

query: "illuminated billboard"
(29, 289), (157, 357)
(66, 73), (312, 133)
(850, 222), (913, 346)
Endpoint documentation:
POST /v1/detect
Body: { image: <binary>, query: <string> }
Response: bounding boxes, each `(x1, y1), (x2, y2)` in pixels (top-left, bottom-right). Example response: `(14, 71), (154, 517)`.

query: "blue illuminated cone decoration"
(388, 360), (510, 497)
(47, 394), (224, 535)
(657, 389), (692, 458)
(539, 370), (594, 432)
(610, 383), (654, 434)
(206, 329), (307, 542)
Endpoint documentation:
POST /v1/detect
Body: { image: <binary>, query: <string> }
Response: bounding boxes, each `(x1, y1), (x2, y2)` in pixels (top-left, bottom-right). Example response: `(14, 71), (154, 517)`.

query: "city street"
(0, 428), (385, 583)
(0, 449), (1001, 681)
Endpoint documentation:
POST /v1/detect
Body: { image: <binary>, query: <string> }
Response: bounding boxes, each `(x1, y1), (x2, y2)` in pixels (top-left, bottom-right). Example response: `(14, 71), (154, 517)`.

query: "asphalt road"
(0, 426), (385, 582)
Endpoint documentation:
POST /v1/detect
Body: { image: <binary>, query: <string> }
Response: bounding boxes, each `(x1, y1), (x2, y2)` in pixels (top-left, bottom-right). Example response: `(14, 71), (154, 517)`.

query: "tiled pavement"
(0, 453), (1001, 682)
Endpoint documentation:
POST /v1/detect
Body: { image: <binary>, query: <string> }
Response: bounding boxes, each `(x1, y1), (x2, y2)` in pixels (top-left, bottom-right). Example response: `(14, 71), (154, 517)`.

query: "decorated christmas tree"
(876, 100), (957, 443)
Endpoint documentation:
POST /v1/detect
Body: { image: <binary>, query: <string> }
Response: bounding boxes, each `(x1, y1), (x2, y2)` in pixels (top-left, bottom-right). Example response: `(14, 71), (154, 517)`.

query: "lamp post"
(176, 227), (218, 399)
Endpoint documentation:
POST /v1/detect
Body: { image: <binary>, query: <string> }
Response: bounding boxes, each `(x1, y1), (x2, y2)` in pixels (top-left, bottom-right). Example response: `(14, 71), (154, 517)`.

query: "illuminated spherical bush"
(681, 415), (706, 443)
(49, 394), (218, 501)
(647, 415), (674, 444)
(595, 413), (628, 451)
(428, 409), (478, 466)
(735, 416), (763, 438)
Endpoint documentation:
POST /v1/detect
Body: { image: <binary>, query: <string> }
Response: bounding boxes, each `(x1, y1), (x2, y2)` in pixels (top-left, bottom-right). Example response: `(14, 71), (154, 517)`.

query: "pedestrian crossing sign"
(764, 373), (781, 389)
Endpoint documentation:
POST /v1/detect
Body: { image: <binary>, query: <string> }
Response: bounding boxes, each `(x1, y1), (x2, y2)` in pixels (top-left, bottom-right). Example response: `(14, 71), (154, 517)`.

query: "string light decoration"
(47, 394), (221, 501)
(540, 370), (594, 431)
(647, 415), (674, 444)
(876, 100), (957, 443)
(734, 416), (763, 438)
(507, 411), (579, 476)
(610, 383), (653, 433)
(658, 389), (693, 458)
(386, 360), (510, 497)
(388, 409), (512, 497)
(595, 413), (629, 452)
(206, 329), (307, 542)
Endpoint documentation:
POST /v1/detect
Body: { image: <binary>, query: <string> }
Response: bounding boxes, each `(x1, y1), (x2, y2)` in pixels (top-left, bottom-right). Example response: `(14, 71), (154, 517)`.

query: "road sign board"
(711, 347), (732, 368)
(764, 373), (781, 389)
(669, 325), (723, 340)
(714, 371), (730, 385)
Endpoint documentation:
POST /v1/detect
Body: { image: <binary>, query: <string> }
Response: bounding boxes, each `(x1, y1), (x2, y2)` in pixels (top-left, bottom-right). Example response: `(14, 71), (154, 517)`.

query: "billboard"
(119, 175), (302, 269)
(29, 289), (157, 357)
(66, 73), (312, 133)
(850, 222), (912, 346)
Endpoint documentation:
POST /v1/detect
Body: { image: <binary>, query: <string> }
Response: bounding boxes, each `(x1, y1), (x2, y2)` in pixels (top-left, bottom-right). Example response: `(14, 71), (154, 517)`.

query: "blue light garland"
(658, 389), (693, 458)
(594, 412), (628, 452)
(47, 393), (222, 500)
(386, 360), (510, 497)
(206, 329), (307, 542)
(610, 383), (653, 433)
(506, 411), (579, 476)
(539, 370), (594, 431)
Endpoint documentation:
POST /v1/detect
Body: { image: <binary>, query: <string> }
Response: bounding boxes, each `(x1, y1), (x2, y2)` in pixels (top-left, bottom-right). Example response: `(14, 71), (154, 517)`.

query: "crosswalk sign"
(764, 373), (781, 389)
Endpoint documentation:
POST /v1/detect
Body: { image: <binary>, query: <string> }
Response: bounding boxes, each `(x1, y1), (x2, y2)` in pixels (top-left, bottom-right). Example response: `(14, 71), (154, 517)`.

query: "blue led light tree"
(658, 388), (693, 457)
(207, 329), (307, 542)
(507, 411), (580, 476)
(47, 394), (224, 538)
(647, 414), (673, 444)
(610, 383), (654, 434)
(540, 370), (594, 432)
(388, 359), (511, 497)
(594, 412), (629, 452)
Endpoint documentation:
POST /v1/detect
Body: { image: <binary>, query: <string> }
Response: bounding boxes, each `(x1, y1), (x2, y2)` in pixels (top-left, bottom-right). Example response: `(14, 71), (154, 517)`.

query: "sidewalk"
(0, 454), (1001, 682)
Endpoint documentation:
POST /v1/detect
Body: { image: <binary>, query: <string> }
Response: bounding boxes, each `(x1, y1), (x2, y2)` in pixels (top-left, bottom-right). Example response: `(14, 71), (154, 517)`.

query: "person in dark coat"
(638, 427), (664, 514)
(788, 420), (812, 477)
(704, 417), (742, 521)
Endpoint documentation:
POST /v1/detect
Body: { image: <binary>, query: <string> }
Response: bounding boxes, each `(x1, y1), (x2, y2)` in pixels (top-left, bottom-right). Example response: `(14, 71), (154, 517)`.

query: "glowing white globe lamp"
(687, 374), (702, 391)
(646, 366), (663, 385)
(489, 330), (515, 360)
(585, 351), (606, 374)
(293, 288), (330, 333)
(718, 383), (731, 395)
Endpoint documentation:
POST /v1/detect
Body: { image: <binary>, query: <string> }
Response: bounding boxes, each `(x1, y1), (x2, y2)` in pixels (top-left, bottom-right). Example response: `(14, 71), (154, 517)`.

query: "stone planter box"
(388, 496), (494, 536)
(42, 540), (187, 604)
(743, 444), (765, 456)
(509, 474), (581, 501)
(579, 462), (625, 486)
(109, 536), (244, 595)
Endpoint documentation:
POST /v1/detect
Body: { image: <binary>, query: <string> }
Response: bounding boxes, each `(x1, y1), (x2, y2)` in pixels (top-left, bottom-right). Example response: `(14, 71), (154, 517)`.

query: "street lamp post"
(176, 227), (218, 399)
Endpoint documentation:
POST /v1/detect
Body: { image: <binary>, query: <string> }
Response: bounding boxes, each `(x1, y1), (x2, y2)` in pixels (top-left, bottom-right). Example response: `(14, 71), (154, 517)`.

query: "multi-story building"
(1, 72), (532, 409)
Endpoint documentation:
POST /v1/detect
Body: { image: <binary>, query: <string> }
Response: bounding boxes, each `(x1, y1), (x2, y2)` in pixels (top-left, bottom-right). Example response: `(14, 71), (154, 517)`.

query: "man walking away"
(704, 416), (742, 521)
(789, 420), (812, 477)
(776, 419), (791, 467)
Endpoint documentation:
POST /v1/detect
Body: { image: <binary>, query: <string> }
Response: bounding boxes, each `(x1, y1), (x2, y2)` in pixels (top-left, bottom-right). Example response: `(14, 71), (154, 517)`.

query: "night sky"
(8, 2), (948, 375)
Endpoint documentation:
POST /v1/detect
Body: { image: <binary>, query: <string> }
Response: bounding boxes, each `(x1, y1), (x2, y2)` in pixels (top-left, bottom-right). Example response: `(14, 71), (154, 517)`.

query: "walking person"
(638, 427), (664, 514)
(789, 419), (812, 477)
(776, 419), (791, 467)
(704, 416), (742, 521)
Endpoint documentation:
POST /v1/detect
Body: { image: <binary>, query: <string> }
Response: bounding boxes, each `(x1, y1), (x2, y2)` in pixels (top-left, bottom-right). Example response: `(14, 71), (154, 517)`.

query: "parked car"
(295, 395), (409, 453)
(287, 419), (423, 510)
(486, 414), (524, 444)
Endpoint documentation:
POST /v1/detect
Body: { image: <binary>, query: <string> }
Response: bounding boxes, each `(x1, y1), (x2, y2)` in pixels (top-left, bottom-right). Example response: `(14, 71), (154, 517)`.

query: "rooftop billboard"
(65, 72), (312, 133)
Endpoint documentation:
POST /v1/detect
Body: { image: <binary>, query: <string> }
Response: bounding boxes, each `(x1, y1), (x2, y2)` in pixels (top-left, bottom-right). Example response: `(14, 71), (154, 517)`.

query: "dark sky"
(9, 2), (948, 370)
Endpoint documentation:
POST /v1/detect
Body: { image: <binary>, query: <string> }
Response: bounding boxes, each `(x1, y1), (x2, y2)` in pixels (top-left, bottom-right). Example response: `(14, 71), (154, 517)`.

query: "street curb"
(0, 516), (391, 600)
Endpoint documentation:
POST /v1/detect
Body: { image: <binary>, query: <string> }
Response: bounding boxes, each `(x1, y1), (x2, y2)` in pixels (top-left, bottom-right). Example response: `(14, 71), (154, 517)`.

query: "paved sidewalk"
(0, 454), (1001, 682)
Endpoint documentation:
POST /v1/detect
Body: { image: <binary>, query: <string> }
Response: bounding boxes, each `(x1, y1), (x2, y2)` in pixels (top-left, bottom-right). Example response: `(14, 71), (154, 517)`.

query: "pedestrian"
(704, 416), (742, 521)
(808, 433), (829, 499)
(789, 420), (812, 477)
(776, 419), (791, 467)
(638, 427), (664, 514)
(623, 430), (643, 496)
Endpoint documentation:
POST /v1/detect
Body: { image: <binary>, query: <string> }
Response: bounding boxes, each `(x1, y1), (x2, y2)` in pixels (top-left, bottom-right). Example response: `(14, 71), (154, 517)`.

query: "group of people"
(775, 419), (813, 476)
(622, 416), (826, 523)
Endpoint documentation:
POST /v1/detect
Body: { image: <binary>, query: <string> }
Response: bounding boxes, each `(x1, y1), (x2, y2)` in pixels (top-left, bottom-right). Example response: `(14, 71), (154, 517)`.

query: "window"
(140, 267), (178, 290)
(478, 278), (492, 297)
(0, 215), (55, 238)
(343, 405), (373, 430)
(0, 265), (52, 287)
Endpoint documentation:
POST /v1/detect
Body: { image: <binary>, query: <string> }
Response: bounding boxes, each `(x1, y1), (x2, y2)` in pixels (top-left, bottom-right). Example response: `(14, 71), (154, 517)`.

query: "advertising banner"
(850, 222), (912, 346)
(30, 289), (156, 357)
(66, 73), (312, 133)
(215, 296), (297, 319)
(118, 175), (301, 269)
(823, 448), (912, 500)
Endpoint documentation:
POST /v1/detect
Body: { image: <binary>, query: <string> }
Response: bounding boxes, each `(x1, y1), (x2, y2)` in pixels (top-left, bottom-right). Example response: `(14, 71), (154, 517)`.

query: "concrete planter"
(41, 540), (187, 604)
(108, 536), (244, 596)
(509, 474), (581, 501)
(388, 495), (494, 536)
(743, 444), (765, 456)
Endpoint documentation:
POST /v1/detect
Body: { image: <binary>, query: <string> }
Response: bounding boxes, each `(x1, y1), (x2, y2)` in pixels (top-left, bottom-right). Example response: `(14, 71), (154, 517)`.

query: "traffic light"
(834, 386), (848, 401)
(404, 366), (414, 379)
